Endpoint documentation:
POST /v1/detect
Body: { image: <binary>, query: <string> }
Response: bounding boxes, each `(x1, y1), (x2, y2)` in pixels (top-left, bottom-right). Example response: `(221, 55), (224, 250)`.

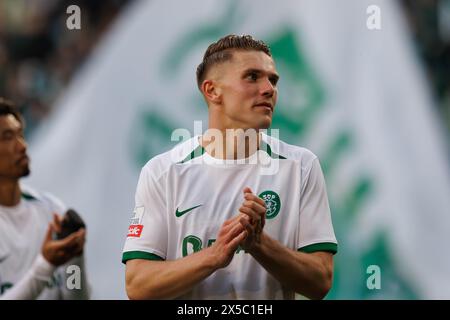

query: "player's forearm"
(126, 247), (219, 299)
(0, 254), (55, 300)
(249, 233), (333, 300)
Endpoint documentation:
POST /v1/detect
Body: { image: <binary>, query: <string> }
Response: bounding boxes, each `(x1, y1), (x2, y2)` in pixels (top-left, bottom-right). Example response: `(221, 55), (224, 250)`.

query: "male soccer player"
(0, 98), (90, 299)
(123, 35), (337, 299)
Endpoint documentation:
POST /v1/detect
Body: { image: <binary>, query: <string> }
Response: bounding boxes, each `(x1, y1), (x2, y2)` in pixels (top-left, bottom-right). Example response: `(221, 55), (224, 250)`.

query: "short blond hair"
(196, 34), (271, 89)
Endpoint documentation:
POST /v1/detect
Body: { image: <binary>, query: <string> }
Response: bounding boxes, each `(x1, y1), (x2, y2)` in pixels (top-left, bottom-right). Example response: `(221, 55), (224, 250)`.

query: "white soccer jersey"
(0, 185), (88, 299)
(122, 133), (337, 299)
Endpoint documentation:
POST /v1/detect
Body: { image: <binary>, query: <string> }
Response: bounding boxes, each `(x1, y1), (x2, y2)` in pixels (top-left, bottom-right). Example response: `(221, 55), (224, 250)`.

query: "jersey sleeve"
(297, 157), (338, 254)
(122, 164), (168, 263)
(0, 254), (56, 300)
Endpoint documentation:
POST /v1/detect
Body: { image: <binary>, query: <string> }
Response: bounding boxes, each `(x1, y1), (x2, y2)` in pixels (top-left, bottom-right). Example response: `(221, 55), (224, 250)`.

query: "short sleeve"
(122, 165), (168, 263)
(297, 158), (338, 254)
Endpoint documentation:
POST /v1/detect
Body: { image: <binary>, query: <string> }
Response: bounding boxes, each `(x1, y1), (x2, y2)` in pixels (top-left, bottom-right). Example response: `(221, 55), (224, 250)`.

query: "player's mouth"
(253, 102), (273, 112)
(16, 155), (29, 165)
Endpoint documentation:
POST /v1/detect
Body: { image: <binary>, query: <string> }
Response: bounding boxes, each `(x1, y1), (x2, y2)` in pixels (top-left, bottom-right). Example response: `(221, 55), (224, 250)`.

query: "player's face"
(0, 115), (30, 180)
(215, 50), (279, 130)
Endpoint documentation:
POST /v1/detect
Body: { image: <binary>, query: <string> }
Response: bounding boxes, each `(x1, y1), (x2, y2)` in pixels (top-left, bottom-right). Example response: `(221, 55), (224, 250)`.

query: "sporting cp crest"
(258, 190), (281, 219)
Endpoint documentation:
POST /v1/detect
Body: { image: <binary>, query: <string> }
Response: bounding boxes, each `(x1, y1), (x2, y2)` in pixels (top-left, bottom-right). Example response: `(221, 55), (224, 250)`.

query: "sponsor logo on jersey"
(130, 206), (145, 225)
(259, 190), (281, 219)
(128, 224), (144, 237)
(175, 204), (202, 218)
(182, 235), (243, 257)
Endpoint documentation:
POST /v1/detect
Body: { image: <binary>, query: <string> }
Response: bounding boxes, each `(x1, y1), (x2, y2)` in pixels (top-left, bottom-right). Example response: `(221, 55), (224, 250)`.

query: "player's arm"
(240, 156), (337, 300)
(0, 215), (85, 300)
(238, 190), (332, 299)
(244, 227), (333, 300)
(55, 211), (90, 300)
(125, 215), (247, 300)
(0, 253), (55, 300)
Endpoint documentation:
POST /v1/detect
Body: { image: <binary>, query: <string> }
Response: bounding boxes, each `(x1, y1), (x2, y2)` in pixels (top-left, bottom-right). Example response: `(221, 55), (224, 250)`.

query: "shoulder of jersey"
(261, 133), (317, 163)
(142, 136), (199, 171)
(142, 135), (319, 172)
(20, 183), (66, 212)
(19, 184), (44, 202)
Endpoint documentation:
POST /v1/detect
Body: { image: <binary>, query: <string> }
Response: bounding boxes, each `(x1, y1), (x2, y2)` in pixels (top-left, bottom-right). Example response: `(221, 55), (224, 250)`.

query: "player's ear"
(201, 79), (222, 104)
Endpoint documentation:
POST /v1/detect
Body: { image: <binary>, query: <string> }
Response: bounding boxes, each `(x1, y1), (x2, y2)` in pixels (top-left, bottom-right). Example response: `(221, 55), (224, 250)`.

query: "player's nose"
(260, 78), (275, 97)
(17, 136), (27, 152)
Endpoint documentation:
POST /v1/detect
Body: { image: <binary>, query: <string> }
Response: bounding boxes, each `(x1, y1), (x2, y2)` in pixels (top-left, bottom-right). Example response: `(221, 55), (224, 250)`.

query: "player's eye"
(269, 76), (279, 86)
(1, 132), (13, 140)
(246, 72), (258, 81)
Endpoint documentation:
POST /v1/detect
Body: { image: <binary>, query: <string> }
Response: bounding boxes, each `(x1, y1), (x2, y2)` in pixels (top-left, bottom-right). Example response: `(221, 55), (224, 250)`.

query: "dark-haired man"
(0, 98), (89, 299)
(123, 35), (337, 299)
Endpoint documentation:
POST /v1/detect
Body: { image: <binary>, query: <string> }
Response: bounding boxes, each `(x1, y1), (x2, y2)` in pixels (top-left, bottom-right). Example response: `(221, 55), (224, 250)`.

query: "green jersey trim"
(179, 140), (286, 164)
(122, 251), (165, 264)
(179, 145), (205, 163)
(298, 242), (338, 254)
(259, 140), (287, 159)
(21, 192), (37, 201)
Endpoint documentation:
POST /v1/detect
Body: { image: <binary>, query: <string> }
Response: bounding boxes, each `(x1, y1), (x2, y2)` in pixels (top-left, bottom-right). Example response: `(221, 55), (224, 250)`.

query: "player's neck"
(0, 179), (21, 207)
(200, 128), (261, 160)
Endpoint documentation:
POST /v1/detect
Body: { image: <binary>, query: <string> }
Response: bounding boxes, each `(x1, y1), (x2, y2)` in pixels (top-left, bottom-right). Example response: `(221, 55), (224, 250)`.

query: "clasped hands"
(237, 187), (266, 252)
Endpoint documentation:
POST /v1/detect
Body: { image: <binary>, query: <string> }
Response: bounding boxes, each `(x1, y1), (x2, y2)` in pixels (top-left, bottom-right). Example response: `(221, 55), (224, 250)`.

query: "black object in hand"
(56, 209), (86, 240)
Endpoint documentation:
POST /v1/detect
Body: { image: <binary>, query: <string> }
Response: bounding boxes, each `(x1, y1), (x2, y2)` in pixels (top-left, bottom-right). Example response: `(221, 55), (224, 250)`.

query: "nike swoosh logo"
(176, 205), (202, 217)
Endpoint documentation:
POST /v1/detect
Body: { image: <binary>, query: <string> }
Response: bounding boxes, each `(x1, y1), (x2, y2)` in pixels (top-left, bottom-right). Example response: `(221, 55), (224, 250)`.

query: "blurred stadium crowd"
(402, 0), (450, 133)
(0, 0), (132, 134)
(0, 0), (449, 140)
